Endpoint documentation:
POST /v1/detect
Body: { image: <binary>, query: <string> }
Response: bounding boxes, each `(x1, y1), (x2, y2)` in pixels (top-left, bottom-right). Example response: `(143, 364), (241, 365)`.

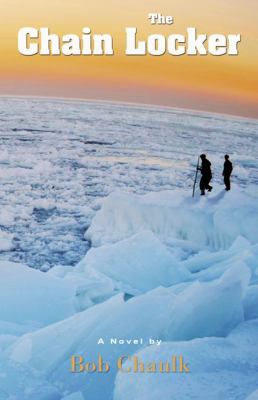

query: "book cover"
(0, 2), (258, 400)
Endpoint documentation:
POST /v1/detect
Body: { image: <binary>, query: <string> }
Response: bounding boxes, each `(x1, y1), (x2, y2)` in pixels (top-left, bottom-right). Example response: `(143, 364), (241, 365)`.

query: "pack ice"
(0, 186), (258, 400)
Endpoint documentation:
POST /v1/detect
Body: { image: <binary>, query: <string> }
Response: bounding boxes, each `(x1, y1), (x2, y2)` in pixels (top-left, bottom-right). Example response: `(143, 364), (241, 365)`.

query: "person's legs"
(200, 176), (205, 195)
(224, 176), (230, 190)
(206, 177), (213, 192)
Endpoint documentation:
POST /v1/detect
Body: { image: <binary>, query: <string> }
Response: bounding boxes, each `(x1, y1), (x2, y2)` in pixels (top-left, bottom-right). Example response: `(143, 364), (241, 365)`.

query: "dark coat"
(200, 159), (212, 178)
(223, 160), (233, 177)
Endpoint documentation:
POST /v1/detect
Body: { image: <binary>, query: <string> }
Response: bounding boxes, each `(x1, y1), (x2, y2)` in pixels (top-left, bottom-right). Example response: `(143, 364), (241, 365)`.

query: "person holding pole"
(198, 154), (213, 196)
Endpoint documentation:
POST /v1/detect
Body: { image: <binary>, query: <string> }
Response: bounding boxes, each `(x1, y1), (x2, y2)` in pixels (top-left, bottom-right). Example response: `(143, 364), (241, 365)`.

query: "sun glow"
(0, 0), (257, 118)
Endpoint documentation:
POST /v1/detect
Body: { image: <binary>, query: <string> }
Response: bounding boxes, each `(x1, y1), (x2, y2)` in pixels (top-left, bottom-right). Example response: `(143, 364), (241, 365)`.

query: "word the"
(148, 13), (174, 25)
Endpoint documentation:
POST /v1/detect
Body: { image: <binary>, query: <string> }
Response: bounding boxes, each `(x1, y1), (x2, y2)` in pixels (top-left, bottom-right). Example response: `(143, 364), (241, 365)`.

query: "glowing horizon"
(0, 0), (257, 119)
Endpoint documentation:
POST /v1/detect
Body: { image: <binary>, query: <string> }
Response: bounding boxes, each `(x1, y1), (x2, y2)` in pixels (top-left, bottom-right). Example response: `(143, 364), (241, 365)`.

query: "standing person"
(198, 154), (213, 196)
(223, 154), (233, 191)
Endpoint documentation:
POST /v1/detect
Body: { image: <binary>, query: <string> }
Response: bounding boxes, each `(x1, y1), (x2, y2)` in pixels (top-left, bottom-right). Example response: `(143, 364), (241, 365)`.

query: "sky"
(0, 0), (257, 118)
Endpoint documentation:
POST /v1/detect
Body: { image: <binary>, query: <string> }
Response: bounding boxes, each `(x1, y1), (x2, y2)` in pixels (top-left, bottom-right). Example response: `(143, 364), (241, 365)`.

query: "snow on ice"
(0, 97), (258, 400)
(114, 320), (258, 400)
(0, 97), (257, 268)
(1, 185), (258, 399)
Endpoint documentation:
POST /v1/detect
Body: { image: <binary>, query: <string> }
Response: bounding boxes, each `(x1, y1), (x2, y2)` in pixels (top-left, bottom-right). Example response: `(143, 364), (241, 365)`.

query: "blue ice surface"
(0, 96), (257, 269)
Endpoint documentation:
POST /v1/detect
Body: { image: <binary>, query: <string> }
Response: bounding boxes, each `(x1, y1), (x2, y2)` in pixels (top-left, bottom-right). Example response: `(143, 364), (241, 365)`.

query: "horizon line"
(1, 94), (258, 123)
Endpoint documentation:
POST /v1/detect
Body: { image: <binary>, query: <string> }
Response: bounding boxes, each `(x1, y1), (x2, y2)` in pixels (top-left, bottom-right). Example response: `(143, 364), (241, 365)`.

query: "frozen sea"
(1, 96), (258, 400)
(0, 96), (257, 269)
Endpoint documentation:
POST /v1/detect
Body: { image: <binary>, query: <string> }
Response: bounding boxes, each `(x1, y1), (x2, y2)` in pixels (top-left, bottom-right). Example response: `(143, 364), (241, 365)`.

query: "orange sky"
(0, 0), (258, 118)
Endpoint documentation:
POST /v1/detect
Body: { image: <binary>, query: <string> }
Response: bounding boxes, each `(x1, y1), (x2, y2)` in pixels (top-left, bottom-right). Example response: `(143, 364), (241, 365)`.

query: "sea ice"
(86, 188), (258, 252)
(79, 230), (189, 292)
(0, 261), (76, 326)
(62, 392), (85, 400)
(114, 319), (258, 400)
(245, 389), (258, 400)
(0, 98), (258, 400)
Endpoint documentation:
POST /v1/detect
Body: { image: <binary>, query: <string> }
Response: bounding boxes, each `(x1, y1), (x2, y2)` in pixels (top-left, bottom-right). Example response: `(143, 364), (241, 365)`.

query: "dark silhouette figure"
(223, 155), (233, 191)
(198, 154), (212, 195)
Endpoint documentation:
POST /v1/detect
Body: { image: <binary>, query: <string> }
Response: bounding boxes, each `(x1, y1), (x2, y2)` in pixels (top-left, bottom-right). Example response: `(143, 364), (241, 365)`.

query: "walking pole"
(192, 156), (200, 198)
